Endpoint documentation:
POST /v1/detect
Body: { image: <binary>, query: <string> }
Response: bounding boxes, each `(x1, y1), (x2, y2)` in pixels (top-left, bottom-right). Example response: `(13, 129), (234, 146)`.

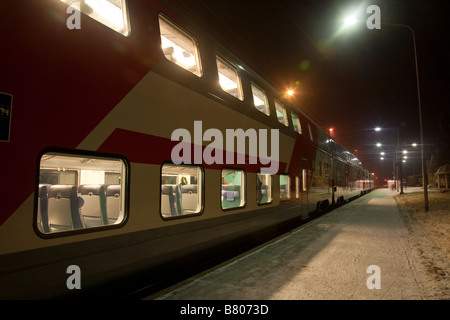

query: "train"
(0, 0), (374, 299)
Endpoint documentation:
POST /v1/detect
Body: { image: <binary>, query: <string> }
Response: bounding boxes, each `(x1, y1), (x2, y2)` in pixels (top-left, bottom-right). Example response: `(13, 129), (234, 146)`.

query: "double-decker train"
(0, 0), (373, 299)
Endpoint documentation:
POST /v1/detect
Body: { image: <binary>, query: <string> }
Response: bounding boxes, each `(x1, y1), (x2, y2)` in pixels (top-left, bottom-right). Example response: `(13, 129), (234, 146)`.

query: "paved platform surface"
(150, 189), (435, 300)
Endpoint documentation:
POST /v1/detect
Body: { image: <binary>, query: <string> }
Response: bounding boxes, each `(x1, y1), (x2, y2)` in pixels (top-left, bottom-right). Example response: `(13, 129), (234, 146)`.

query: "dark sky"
(174, 0), (449, 180)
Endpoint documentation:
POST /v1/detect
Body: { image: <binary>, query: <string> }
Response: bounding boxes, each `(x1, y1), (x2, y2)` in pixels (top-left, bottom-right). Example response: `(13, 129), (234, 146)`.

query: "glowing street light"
(339, 16), (428, 210)
(344, 15), (358, 27)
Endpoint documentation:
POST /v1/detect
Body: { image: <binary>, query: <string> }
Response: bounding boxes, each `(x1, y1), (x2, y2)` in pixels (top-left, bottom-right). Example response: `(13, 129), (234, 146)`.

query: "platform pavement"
(150, 188), (437, 300)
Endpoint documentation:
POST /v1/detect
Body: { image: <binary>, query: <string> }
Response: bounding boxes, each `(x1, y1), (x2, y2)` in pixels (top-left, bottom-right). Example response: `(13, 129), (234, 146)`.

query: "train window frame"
(302, 169), (308, 192)
(60, 0), (131, 36)
(34, 148), (129, 238)
(307, 123), (314, 141)
(257, 172), (273, 205)
(160, 163), (204, 220)
(274, 99), (289, 127)
(158, 14), (203, 77)
(291, 112), (302, 134)
(280, 174), (291, 201)
(216, 56), (244, 101)
(221, 168), (246, 210)
(251, 82), (270, 116)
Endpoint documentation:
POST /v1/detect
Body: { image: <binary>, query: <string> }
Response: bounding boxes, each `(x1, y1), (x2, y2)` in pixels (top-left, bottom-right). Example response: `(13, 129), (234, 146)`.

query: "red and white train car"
(0, 0), (373, 299)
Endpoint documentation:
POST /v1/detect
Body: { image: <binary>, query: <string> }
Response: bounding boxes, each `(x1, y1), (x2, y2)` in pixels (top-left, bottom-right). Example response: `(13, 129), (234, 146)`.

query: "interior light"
(161, 36), (196, 68)
(253, 95), (265, 107)
(61, 0), (131, 36)
(218, 73), (238, 90)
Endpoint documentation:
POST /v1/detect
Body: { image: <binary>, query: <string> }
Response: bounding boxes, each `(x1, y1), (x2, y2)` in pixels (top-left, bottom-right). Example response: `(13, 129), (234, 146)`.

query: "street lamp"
(342, 17), (428, 210)
(375, 127), (401, 193)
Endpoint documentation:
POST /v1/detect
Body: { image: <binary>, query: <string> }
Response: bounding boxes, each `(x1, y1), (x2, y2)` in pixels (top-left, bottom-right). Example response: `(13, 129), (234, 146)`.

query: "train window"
(216, 56), (244, 101)
(280, 174), (291, 201)
(221, 169), (246, 209)
(291, 112), (302, 134)
(257, 173), (273, 205)
(251, 83), (270, 116)
(36, 151), (128, 235)
(295, 175), (300, 199)
(61, 0), (131, 36)
(275, 100), (289, 127)
(161, 164), (203, 218)
(158, 14), (202, 77)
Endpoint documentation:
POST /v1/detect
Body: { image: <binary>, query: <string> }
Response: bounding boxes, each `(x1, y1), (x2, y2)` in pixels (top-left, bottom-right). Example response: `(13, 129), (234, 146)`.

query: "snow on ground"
(395, 187), (450, 299)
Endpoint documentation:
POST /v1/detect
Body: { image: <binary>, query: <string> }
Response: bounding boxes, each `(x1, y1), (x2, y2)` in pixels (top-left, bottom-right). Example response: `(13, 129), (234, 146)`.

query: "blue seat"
(78, 185), (107, 228)
(46, 185), (83, 232)
(221, 185), (241, 208)
(105, 185), (121, 224)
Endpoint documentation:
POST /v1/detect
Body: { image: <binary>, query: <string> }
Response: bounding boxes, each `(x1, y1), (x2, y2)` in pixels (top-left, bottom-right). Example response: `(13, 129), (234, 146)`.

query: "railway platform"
(147, 188), (437, 300)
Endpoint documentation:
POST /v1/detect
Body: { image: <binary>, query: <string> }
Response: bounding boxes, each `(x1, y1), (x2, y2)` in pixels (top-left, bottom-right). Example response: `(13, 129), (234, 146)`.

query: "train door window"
(257, 173), (273, 205)
(275, 99), (289, 127)
(161, 164), (203, 218)
(295, 175), (300, 198)
(158, 14), (202, 77)
(302, 169), (307, 191)
(216, 56), (244, 101)
(307, 123), (314, 141)
(251, 82), (270, 116)
(60, 0), (131, 36)
(280, 174), (291, 201)
(221, 169), (246, 209)
(291, 112), (302, 134)
(36, 150), (128, 236)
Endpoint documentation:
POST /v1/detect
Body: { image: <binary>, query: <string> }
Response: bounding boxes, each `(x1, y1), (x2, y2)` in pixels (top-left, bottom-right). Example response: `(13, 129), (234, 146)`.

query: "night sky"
(174, 0), (449, 182)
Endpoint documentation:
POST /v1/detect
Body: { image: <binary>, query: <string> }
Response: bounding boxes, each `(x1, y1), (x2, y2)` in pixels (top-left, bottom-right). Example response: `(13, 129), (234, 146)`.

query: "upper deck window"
(251, 83), (270, 116)
(158, 15), (202, 77)
(275, 100), (289, 126)
(216, 56), (244, 101)
(291, 112), (302, 134)
(61, 0), (131, 36)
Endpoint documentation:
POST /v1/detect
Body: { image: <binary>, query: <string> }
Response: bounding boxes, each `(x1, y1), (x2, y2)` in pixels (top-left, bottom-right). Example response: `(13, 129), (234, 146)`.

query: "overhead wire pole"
(382, 22), (428, 211)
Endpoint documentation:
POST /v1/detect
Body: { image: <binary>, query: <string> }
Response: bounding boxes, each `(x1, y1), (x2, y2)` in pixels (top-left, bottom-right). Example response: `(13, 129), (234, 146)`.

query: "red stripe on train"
(98, 128), (287, 173)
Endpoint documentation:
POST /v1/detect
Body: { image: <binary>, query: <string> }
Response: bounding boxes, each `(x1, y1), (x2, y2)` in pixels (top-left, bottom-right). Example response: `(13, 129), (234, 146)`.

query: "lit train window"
(251, 82), (270, 116)
(280, 174), (291, 201)
(257, 173), (273, 205)
(161, 164), (203, 218)
(221, 169), (246, 209)
(158, 14), (202, 77)
(295, 175), (300, 199)
(291, 112), (302, 134)
(60, 0), (131, 36)
(216, 56), (244, 101)
(36, 151), (128, 235)
(275, 100), (289, 126)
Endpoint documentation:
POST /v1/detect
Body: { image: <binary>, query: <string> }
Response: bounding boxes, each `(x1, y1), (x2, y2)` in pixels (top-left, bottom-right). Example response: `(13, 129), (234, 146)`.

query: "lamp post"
(382, 23), (428, 210)
(375, 127), (402, 193)
(342, 18), (429, 211)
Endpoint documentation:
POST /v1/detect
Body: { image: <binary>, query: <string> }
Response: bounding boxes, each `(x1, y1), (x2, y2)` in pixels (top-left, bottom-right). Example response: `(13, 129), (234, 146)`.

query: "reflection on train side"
(37, 152), (127, 234)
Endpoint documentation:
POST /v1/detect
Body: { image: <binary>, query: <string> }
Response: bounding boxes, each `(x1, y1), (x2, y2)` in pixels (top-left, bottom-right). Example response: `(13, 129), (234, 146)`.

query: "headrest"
(106, 185), (121, 197)
(48, 185), (76, 199)
(78, 184), (104, 196)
